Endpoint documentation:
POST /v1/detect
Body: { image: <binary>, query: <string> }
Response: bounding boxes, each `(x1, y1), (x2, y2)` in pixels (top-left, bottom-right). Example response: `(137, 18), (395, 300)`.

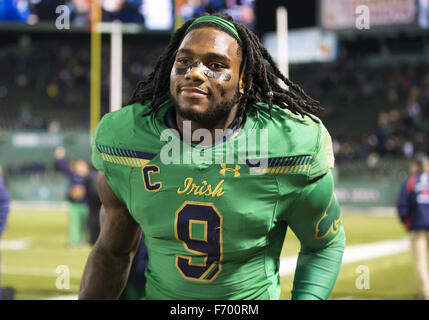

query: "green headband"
(186, 16), (242, 45)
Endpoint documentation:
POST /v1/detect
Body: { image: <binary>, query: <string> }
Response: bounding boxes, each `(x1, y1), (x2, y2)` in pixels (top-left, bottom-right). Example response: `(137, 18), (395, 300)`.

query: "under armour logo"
(219, 164), (240, 177)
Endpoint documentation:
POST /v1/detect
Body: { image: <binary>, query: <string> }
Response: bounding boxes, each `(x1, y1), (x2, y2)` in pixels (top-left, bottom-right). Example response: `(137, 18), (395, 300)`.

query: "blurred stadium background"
(1, 0), (429, 300)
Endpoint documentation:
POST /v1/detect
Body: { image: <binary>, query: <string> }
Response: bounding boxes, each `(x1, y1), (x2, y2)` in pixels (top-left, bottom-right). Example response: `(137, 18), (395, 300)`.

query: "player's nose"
(185, 65), (207, 82)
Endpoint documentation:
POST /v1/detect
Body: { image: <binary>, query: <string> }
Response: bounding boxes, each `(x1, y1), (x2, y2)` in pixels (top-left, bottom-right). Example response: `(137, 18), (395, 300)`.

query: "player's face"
(410, 162), (421, 175)
(170, 27), (244, 123)
(74, 160), (89, 177)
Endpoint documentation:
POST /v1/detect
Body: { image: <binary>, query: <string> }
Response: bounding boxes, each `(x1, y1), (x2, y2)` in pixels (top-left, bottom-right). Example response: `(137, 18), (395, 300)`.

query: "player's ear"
(239, 60), (247, 94)
(239, 76), (245, 94)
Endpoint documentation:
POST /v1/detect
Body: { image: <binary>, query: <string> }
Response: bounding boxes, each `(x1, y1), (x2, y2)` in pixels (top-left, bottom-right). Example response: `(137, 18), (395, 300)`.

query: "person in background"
(397, 156), (429, 300)
(410, 157), (424, 176)
(0, 165), (11, 299)
(54, 147), (89, 246)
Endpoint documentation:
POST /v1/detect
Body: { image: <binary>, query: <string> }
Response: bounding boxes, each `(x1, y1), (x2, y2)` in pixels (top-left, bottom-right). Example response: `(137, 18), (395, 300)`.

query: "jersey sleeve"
(309, 123), (335, 180)
(284, 171), (346, 300)
(91, 119), (106, 172)
(90, 114), (127, 205)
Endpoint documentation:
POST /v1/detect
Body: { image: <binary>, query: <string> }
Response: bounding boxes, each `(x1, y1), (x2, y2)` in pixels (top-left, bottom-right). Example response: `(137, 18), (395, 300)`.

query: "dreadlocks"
(128, 12), (322, 121)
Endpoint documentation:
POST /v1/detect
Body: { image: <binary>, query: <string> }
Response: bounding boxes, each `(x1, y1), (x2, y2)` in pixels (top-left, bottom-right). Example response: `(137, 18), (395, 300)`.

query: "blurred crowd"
(175, 0), (255, 28)
(294, 59), (429, 164)
(0, 35), (163, 131)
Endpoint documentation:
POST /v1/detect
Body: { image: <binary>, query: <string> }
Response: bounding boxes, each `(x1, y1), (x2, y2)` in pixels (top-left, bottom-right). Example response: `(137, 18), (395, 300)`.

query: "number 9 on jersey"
(174, 201), (223, 282)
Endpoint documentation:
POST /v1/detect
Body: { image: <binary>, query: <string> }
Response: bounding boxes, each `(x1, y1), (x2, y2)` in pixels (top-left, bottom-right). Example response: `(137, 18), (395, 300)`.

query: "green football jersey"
(92, 100), (345, 300)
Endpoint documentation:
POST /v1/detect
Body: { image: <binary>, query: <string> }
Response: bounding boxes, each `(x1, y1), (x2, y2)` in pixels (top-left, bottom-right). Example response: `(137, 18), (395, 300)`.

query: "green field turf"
(1, 209), (91, 300)
(0, 208), (418, 300)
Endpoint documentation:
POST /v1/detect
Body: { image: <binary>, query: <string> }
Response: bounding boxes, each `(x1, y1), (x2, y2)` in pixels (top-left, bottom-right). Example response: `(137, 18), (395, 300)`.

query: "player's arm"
(78, 172), (142, 299)
(54, 147), (70, 172)
(286, 171), (346, 300)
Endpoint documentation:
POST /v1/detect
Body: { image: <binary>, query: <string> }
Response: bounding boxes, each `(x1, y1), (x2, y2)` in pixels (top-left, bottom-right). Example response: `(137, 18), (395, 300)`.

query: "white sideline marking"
(279, 238), (410, 276)
(341, 206), (396, 217)
(10, 201), (69, 212)
(1, 265), (82, 278)
(51, 238), (410, 300)
(0, 239), (30, 251)
(3, 239), (410, 278)
(2, 238), (411, 300)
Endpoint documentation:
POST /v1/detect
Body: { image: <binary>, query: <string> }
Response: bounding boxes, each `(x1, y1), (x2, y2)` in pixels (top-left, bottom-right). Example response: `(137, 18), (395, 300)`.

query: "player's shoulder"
(92, 101), (167, 163)
(95, 102), (148, 135)
(250, 102), (330, 155)
(94, 101), (158, 144)
(248, 102), (334, 180)
(91, 101), (163, 176)
(252, 101), (324, 130)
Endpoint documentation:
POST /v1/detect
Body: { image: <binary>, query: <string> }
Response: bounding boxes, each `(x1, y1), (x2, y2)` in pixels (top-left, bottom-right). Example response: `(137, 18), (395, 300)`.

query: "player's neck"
(175, 105), (240, 146)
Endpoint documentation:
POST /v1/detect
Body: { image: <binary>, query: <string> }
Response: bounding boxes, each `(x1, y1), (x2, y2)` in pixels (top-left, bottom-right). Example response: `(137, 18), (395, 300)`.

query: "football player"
(79, 13), (345, 300)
